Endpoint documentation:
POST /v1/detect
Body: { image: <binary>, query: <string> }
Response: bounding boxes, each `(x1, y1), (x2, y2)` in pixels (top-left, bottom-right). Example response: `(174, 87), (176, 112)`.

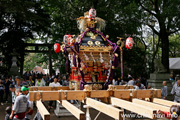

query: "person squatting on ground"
(4, 106), (12, 120)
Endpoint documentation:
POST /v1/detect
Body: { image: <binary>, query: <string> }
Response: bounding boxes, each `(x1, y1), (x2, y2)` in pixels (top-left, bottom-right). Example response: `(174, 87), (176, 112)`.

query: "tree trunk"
(160, 31), (169, 72)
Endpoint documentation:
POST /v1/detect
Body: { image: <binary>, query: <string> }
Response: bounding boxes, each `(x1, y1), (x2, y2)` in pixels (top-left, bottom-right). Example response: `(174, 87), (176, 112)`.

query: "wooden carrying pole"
(36, 100), (50, 120)
(111, 97), (157, 119)
(153, 98), (180, 107)
(57, 100), (85, 120)
(133, 98), (170, 112)
(86, 98), (123, 120)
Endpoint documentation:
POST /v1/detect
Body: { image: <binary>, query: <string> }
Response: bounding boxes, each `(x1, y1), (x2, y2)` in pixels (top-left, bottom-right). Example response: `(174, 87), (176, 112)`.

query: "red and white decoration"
(63, 35), (73, 46)
(54, 43), (61, 53)
(89, 8), (96, 19)
(125, 37), (134, 49)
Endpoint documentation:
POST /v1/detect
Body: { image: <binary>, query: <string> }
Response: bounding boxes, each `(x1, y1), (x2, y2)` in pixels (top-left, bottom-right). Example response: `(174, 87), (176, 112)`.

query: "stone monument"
(9, 55), (20, 76)
(148, 59), (172, 100)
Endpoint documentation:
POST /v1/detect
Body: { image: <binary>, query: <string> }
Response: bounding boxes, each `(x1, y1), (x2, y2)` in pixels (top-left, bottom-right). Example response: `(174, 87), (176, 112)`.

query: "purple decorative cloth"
(80, 70), (86, 90)
(73, 55), (76, 67)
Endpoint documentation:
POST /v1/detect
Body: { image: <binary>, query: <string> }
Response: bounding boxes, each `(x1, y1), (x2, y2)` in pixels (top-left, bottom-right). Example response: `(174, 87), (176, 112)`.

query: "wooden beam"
(132, 98), (170, 112)
(36, 100), (50, 120)
(29, 89), (161, 101)
(29, 86), (70, 91)
(131, 89), (161, 99)
(132, 89), (152, 98)
(86, 98), (123, 120)
(153, 98), (180, 107)
(114, 85), (133, 89)
(29, 90), (85, 101)
(57, 100), (85, 120)
(111, 97), (157, 119)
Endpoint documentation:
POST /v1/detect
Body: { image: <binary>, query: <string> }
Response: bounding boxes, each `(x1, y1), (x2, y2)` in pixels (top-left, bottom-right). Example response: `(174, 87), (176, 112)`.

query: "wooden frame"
(86, 98), (123, 120)
(29, 89), (161, 101)
(28, 87), (163, 120)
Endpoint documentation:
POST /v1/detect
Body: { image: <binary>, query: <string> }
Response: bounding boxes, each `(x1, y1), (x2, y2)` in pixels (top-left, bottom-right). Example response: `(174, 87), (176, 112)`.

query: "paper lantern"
(54, 43), (60, 53)
(63, 35), (72, 46)
(125, 37), (134, 49)
(89, 8), (96, 19)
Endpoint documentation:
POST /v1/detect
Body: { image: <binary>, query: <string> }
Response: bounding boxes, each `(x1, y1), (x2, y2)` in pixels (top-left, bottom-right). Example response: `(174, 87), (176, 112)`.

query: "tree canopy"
(1, 0), (180, 76)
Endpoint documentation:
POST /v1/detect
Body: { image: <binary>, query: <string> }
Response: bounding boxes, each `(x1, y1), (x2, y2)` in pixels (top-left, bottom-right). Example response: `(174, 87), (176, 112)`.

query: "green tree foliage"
(169, 34), (180, 58)
(0, 0), (51, 74)
(136, 0), (180, 71)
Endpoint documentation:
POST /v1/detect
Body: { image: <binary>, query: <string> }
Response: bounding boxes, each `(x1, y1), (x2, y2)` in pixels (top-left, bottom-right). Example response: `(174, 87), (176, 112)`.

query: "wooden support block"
(114, 90), (131, 99)
(65, 91), (85, 100)
(59, 100), (85, 120)
(132, 89), (152, 98)
(153, 98), (180, 107)
(111, 97), (157, 119)
(90, 90), (109, 98)
(153, 89), (161, 98)
(36, 100), (50, 120)
(133, 98), (170, 112)
(86, 98), (123, 120)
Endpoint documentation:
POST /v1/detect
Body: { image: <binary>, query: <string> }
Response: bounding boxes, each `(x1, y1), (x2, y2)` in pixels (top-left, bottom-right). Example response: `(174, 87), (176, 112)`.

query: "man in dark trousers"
(4, 77), (11, 103)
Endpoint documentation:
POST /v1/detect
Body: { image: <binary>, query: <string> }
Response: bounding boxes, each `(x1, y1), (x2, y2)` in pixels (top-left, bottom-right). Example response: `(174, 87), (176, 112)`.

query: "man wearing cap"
(24, 86), (33, 120)
(35, 75), (45, 87)
(10, 86), (29, 120)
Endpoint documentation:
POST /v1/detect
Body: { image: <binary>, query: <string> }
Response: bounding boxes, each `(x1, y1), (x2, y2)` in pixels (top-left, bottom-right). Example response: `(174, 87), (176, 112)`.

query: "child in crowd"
(161, 81), (168, 99)
(4, 106), (11, 120)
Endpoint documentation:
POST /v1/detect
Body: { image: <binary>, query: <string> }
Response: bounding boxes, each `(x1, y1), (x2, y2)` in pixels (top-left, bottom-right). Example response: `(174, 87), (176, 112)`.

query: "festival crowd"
(0, 71), (69, 120)
(0, 71), (180, 119)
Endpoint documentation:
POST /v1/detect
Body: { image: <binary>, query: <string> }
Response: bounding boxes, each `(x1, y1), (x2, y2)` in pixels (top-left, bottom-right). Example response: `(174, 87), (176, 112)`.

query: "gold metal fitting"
(115, 53), (118, 57)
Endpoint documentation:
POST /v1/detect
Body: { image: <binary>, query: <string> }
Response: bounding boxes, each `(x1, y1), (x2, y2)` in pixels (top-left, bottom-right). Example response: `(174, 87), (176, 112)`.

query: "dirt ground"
(0, 101), (168, 120)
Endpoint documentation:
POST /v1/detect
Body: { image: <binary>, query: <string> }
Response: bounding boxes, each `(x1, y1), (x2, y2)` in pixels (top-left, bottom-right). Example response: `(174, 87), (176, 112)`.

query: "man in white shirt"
(49, 77), (61, 109)
(49, 77), (61, 87)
